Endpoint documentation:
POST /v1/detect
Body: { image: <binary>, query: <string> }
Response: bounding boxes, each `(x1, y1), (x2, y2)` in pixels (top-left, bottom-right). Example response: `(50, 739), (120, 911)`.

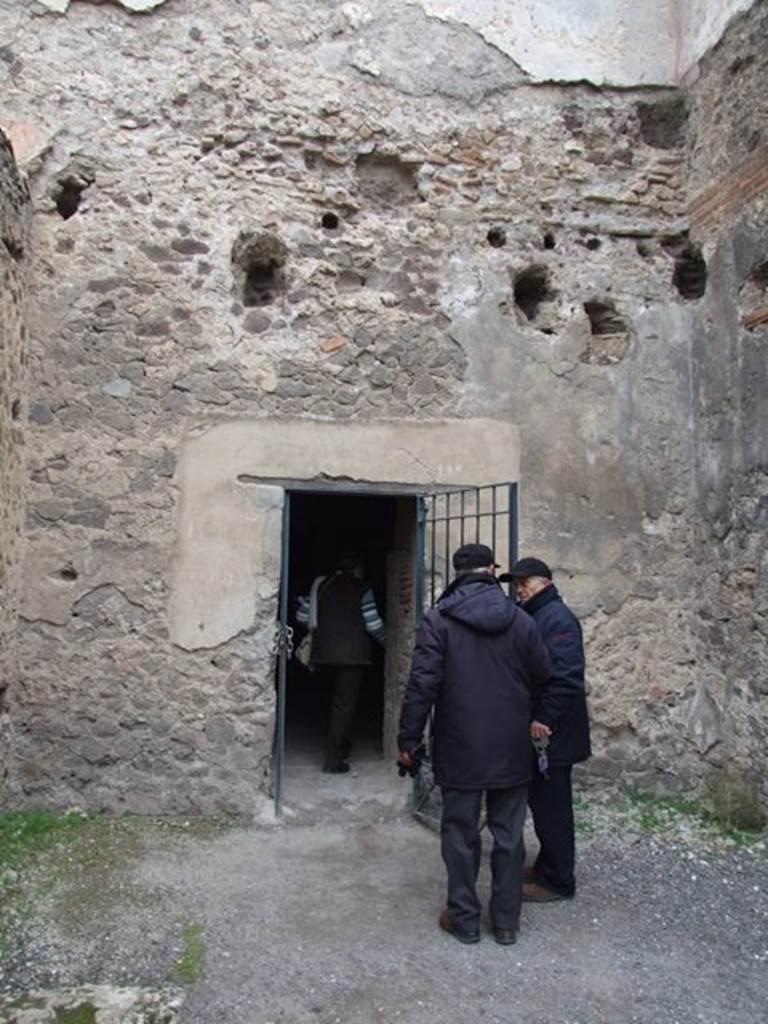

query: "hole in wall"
(585, 237), (601, 251)
(582, 299), (631, 364)
(58, 565), (79, 581)
(543, 231), (556, 250)
(636, 240), (653, 259)
(514, 266), (552, 321)
(748, 259), (768, 288)
(636, 93), (688, 150)
(662, 235), (707, 300)
(322, 212), (340, 231)
(487, 226), (506, 248)
(11, 397), (21, 420)
(245, 264), (277, 306)
(584, 300), (626, 336)
(231, 230), (287, 307)
(336, 270), (367, 292)
(53, 175), (92, 220)
(2, 235), (23, 260)
(738, 258), (768, 325)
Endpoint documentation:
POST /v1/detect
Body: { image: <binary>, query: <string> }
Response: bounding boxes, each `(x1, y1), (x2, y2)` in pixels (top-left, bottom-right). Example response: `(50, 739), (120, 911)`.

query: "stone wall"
(683, 1), (768, 791)
(1, 0), (765, 812)
(0, 128), (30, 801)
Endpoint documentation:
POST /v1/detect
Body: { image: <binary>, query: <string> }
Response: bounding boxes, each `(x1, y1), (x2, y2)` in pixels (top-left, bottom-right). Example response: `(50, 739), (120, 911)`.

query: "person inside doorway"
(296, 551), (386, 774)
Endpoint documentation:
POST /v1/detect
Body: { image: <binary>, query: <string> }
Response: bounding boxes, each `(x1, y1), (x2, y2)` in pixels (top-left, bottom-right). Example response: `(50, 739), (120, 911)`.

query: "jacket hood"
(438, 574), (518, 635)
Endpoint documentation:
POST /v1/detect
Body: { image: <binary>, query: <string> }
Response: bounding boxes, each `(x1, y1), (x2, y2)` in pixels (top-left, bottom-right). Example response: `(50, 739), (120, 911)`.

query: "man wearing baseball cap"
(500, 557), (591, 902)
(398, 543), (552, 945)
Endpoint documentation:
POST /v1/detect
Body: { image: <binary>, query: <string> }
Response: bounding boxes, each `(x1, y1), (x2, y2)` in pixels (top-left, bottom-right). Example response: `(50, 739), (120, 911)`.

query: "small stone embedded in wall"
(102, 378), (133, 398)
(319, 335), (347, 354)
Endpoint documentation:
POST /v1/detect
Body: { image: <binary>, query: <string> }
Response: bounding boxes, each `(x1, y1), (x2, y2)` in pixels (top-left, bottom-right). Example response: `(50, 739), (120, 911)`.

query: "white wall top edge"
(35, 0), (755, 87)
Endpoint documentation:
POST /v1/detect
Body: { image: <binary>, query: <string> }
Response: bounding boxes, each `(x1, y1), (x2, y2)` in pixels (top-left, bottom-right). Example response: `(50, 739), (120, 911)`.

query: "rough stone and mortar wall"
(0, 0), (763, 812)
(683, 1), (768, 791)
(0, 129), (30, 800)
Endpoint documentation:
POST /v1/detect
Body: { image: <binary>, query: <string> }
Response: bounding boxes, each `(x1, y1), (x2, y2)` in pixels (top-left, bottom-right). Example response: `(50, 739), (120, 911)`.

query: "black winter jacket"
(523, 585), (591, 767)
(397, 574), (552, 790)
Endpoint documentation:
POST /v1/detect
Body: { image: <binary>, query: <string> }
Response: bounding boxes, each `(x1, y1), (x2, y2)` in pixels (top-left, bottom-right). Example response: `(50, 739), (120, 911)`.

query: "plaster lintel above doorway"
(168, 417), (520, 651)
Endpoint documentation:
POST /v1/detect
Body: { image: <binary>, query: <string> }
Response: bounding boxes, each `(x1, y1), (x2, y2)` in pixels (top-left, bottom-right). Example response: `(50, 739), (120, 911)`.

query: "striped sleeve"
(295, 594), (310, 626)
(361, 588), (386, 643)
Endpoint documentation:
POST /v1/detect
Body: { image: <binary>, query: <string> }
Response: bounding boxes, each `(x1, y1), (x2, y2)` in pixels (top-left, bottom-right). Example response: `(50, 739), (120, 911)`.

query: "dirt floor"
(1, 765), (767, 1024)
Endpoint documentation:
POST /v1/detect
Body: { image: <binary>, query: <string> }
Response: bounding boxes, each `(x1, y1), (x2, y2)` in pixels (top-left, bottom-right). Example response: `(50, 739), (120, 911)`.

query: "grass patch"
(54, 1004), (97, 1024)
(573, 793), (596, 836)
(171, 923), (206, 984)
(0, 810), (94, 874)
(706, 768), (766, 833)
(623, 788), (766, 850)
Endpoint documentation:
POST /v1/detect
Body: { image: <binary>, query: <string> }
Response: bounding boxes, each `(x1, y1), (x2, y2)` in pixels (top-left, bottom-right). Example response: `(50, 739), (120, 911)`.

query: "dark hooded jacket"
(397, 573), (552, 790)
(522, 584), (591, 767)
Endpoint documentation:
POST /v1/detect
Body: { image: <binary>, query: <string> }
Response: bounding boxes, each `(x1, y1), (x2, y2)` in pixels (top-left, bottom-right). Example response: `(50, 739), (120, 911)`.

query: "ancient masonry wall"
(684, 2), (768, 789)
(0, 0), (764, 812)
(0, 129), (30, 800)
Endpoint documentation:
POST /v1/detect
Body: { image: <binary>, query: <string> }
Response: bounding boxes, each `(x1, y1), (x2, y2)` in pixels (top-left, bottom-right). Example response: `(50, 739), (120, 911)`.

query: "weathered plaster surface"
(169, 418), (520, 650)
(0, 129), (29, 800)
(682, 0), (768, 794)
(36, 0), (167, 12)
(678, 0), (756, 79)
(419, 0), (679, 86)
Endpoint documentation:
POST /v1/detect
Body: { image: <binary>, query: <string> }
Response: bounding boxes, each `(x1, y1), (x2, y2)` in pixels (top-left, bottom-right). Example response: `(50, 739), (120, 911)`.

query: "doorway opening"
(281, 489), (420, 784)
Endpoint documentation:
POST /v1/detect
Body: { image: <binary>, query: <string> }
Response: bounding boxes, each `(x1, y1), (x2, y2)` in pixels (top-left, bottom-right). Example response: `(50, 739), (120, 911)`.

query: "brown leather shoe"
(522, 882), (569, 903)
(522, 864), (536, 882)
(439, 909), (480, 944)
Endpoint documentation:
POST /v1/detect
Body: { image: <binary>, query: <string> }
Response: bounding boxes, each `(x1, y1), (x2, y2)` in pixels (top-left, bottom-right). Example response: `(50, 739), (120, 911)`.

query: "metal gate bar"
(421, 483), (517, 611)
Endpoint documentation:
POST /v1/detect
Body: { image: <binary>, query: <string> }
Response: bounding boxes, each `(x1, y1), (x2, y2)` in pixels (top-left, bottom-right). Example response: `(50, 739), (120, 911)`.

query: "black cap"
(499, 557), (552, 582)
(452, 543), (499, 572)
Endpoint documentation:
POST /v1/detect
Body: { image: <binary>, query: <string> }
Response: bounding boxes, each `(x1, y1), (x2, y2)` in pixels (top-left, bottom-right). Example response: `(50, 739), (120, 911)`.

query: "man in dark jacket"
(500, 557), (591, 902)
(398, 544), (552, 946)
(297, 552), (385, 774)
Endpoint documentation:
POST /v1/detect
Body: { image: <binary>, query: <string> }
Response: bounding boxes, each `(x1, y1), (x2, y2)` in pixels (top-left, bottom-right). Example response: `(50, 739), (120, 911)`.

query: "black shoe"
(322, 762), (351, 774)
(439, 909), (480, 945)
(493, 927), (518, 946)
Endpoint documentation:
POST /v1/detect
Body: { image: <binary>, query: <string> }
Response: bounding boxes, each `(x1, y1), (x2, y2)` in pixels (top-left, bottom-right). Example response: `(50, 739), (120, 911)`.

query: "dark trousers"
(440, 785), (528, 932)
(323, 666), (364, 769)
(528, 764), (576, 896)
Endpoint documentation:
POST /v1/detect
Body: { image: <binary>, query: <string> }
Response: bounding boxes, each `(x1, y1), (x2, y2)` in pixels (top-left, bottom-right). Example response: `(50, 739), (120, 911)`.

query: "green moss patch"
(54, 1003), (98, 1024)
(0, 810), (95, 874)
(171, 923), (206, 984)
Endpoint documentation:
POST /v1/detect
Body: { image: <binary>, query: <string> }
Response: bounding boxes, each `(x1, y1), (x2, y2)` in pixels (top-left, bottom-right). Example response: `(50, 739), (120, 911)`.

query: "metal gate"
(417, 483), (518, 615)
(272, 482), (518, 816)
(272, 493), (293, 816)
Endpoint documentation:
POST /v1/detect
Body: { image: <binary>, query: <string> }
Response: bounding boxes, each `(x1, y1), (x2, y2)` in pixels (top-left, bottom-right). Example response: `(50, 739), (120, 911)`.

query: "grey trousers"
(440, 785), (528, 932)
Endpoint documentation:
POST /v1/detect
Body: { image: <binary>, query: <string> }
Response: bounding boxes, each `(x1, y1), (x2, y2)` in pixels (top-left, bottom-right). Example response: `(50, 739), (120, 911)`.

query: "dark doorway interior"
(284, 491), (399, 771)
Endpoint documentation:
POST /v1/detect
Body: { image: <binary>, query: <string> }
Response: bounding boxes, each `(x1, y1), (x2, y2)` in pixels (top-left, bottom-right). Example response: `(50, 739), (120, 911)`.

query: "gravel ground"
(1, 782), (767, 1024)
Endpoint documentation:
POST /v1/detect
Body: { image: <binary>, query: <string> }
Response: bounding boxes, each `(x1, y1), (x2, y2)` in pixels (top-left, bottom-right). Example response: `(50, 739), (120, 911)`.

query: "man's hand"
(398, 750), (414, 768)
(530, 720), (552, 740)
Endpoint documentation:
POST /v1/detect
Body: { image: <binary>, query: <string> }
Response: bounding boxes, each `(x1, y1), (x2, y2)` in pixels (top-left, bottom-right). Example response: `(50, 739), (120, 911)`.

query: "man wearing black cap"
(397, 543), (552, 945)
(500, 557), (591, 902)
